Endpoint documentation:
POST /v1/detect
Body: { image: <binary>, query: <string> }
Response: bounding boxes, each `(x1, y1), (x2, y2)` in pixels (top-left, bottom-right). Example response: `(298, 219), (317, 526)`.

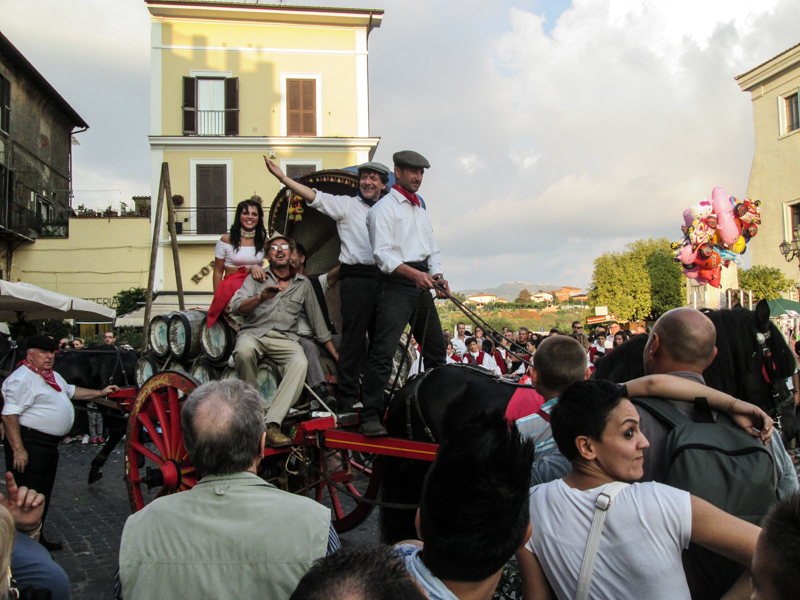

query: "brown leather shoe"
(265, 424), (293, 448)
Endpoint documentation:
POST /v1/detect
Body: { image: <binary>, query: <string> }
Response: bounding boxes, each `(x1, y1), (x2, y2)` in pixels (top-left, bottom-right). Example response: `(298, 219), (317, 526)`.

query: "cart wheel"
(312, 450), (382, 533)
(125, 370), (201, 512)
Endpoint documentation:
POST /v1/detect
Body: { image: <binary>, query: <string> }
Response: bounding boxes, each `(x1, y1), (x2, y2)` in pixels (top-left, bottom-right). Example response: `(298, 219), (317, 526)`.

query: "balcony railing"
(197, 110), (225, 136)
(171, 207), (237, 236)
(3, 202), (69, 240)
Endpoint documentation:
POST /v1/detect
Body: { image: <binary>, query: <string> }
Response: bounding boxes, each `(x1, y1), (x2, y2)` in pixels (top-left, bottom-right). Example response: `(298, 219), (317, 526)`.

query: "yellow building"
(736, 43), (800, 296)
(147, 0), (383, 293)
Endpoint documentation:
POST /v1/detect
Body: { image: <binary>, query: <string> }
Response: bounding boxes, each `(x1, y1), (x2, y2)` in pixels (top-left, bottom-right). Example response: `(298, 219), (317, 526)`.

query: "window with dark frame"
(182, 76), (238, 136)
(285, 164), (317, 179)
(287, 79), (316, 136)
(196, 164), (227, 235)
(786, 93), (799, 134)
(0, 74), (10, 135)
(792, 203), (800, 237)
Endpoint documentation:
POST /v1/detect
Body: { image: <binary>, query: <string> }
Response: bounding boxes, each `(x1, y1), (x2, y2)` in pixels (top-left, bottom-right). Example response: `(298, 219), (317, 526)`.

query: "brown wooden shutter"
(182, 77), (196, 135)
(196, 164), (227, 235)
(287, 78), (316, 136)
(225, 77), (239, 136)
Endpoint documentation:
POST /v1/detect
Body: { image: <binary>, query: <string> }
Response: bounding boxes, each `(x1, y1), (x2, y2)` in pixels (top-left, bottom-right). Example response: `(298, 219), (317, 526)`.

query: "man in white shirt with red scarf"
(360, 150), (450, 437)
(2, 335), (118, 550)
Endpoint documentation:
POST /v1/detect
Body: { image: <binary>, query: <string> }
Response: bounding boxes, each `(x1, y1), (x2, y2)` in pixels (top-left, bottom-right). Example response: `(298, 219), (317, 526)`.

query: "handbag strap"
(575, 481), (631, 600)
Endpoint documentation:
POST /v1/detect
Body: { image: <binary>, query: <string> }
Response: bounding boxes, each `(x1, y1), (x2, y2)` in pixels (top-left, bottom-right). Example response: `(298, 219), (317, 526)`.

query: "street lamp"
(779, 225), (800, 262)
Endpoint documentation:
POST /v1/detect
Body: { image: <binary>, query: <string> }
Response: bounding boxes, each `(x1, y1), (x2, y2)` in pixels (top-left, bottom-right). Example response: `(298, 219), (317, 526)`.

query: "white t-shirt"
(1, 365), (76, 436)
(214, 240), (265, 268)
(526, 479), (692, 600)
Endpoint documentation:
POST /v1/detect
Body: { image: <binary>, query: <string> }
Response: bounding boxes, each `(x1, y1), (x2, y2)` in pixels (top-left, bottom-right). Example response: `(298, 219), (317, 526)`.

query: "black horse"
(380, 364), (534, 543)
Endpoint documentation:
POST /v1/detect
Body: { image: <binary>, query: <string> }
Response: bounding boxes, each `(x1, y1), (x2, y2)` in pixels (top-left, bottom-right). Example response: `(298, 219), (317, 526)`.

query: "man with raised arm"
(264, 158), (389, 413)
(360, 151), (450, 436)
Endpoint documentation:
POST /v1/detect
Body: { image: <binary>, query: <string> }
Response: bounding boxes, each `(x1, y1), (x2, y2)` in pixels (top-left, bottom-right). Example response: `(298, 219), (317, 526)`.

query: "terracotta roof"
(735, 42), (800, 81)
(0, 30), (88, 129)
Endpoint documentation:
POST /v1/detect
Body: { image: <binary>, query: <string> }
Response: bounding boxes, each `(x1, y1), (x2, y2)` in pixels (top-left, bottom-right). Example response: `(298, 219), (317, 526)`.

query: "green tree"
(738, 265), (792, 301)
(515, 289), (532, 303)
(588, 238), (684, 321)
(113, 287), (150, 316)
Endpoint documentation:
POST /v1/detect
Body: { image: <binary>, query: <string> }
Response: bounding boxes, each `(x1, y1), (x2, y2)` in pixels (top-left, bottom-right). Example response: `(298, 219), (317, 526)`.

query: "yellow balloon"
(732, 236), (747, 254)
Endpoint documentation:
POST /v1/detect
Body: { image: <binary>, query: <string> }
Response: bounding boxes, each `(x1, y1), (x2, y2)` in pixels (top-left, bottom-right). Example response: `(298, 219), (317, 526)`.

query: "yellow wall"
(738, 50), (800, 289)
(160, 20), (360, 137)
(10, 218), (152, 308)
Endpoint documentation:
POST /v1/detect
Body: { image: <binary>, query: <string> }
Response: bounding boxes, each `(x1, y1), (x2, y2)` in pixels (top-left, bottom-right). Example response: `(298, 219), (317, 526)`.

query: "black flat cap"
(27, 335), (59, 351)
(393, 151), (430, 169)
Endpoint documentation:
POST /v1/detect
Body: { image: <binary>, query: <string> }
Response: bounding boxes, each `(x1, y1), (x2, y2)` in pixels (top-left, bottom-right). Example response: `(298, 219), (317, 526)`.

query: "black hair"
(418, 413), (534, 582)
(465, 337), (477, 347)
(593, 334), (647, 383)
(759, 492), (800, 600)
(358, 168), (390, 185)
(289, 546), (426, 600)
(229, 199), (267, 252)
(795, 341), (800, 356)
(551, 379), (626, 461)
(294, 242), (306, 258)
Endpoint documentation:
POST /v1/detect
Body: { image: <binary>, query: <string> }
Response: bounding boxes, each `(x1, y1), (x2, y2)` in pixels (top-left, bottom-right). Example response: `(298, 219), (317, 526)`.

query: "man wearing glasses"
(103, 331), (116, 346)
(571, 321), (583, 334)
(231, 233), (337, 447)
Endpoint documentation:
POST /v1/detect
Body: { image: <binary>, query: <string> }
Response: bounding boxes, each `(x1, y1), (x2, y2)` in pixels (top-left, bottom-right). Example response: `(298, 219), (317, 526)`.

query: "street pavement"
(1, 441), (380, 600)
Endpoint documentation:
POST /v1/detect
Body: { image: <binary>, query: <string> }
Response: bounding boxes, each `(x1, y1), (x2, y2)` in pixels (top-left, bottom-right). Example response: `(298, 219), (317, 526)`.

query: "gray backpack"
(633, 397), (778, 600)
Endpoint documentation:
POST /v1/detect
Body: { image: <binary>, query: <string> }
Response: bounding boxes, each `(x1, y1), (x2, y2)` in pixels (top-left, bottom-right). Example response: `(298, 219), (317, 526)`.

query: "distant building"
(467, 293), (496, 308)
(735, 43), (800, 298)
(0, 29), (88, 277)
(495, 297), (509, 304)
(561, 286), (582, 296)
(532, 291), (553, 303)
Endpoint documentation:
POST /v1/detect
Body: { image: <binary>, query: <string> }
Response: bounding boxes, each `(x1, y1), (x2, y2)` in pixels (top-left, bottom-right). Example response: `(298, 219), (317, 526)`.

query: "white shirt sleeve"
(368, 202), (402, 274)
(318, 273), (330, 295)
(214, 240), (229, 260)
(308, 190), (350, 221)
(1, 374), (35, 416)
(484, 354), (501, 376)
(427, 229), (443, 276)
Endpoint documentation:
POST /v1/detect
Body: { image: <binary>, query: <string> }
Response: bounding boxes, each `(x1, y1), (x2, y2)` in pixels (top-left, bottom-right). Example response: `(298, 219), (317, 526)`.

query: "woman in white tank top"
(207, 199), (267, 328)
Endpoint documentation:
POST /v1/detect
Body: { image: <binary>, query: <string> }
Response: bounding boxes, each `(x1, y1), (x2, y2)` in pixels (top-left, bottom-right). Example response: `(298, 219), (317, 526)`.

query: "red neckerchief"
(273, 266), (296, 283)
(21, 359), (62, 392)
(392, 184), (421, 207)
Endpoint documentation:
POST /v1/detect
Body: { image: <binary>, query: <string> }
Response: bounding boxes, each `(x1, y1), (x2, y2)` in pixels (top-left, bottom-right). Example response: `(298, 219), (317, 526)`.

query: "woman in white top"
(517, 379), (763, 600)
(206, 199), (267, 328)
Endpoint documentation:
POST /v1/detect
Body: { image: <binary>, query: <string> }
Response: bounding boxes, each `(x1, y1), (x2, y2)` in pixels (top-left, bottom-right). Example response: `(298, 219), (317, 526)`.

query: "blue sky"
(1, 0), (798, 290)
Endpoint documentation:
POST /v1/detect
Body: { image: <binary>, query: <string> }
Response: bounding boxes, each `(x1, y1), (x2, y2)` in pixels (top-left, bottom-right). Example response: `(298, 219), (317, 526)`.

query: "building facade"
(0, 30), (88, 278)
(736, 44), (800, 296)
(147, 0), (383, 292)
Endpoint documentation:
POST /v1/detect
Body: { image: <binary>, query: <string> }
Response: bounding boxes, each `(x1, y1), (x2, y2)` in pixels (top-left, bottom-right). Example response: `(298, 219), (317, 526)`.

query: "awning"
(767, 298), (800, 317)
(0, 281), (115, 322)
(114, 292), (213, 328)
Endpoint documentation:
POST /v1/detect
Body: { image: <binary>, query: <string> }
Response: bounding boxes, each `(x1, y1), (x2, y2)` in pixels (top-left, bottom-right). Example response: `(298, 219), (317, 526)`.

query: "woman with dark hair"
(613, 329), (630, 348)
(207, 199), (268, 328)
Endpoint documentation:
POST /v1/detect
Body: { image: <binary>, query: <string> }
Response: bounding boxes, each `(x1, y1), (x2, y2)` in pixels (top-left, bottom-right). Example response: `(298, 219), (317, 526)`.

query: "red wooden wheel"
(312, 450), (382, 533)
(125, 370), (200, 512)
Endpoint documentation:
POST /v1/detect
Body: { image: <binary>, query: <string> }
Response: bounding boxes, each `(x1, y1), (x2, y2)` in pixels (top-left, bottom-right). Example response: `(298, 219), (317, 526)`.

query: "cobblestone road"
(1, 441), (380, 600)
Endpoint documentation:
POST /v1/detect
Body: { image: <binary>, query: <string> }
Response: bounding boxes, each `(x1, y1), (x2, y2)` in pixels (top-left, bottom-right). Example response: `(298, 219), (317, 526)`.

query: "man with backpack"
(634, 306), (798, 599)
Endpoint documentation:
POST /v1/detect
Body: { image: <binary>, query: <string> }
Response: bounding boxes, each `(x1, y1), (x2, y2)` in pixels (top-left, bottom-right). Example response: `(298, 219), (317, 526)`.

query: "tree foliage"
(113, 287), (151, 316)
(738, 265), (792, 301)
(588, 238), (684, 321)
(515, 289), (532, 303)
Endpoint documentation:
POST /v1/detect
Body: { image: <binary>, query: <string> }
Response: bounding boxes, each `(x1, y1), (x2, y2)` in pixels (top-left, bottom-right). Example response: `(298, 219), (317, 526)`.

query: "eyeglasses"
(574, 326), (583, 330)
(269, 243), (290, 251)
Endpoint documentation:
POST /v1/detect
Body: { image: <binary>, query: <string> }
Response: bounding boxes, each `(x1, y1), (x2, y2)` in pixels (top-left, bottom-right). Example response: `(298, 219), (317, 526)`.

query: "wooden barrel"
(201, 316), (235, 363)
(191, 360), (223, 385)
(135, 354), (160, 389)
(168, 310), (207, 361)
(147, 312), (179, 358)
(221, 363), (280, 410)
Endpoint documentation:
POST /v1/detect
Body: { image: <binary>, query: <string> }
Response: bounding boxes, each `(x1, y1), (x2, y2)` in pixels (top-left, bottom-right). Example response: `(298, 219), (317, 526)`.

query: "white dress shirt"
(308, 190), (374, 265)
(451, 336), (467, 356)
(367, 187), (443, 275)
(1, 366), (76, 436)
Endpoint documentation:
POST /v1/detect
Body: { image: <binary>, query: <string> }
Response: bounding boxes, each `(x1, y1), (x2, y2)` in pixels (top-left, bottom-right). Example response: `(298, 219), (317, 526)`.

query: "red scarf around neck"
(392, 184), (421, 207)
(273, 265), (296, 283)
(22, 359), (62, 391)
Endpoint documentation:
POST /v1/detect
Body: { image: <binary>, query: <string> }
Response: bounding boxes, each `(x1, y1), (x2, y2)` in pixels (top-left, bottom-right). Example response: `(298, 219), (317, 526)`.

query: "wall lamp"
(779, 225), (800, 262)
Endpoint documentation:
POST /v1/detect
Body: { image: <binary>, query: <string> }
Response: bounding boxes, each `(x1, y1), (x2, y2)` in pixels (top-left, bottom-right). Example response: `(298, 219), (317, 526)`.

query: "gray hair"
(181, 379), (266, 477)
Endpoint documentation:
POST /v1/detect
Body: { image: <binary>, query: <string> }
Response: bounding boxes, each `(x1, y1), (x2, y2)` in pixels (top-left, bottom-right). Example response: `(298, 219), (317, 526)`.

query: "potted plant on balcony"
(76, 204), (95, 218)
(119, 201), (138, 217)
(172, 194), (189, 234)
(103, 204), (118, 218)
(134, 196), (151, 217)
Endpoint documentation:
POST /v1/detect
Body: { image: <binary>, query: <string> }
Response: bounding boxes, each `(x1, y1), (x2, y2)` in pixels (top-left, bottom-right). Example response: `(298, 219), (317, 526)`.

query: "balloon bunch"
(671, 186), (761, 288)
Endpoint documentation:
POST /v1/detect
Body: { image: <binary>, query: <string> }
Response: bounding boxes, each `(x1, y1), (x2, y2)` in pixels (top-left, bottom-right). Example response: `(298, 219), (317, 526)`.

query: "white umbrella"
(0, 281), (116, 322)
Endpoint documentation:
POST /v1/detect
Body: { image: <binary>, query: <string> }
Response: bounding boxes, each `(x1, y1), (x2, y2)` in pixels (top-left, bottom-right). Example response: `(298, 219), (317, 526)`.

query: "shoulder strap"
(631, 397), (691, 429)
(576, 482), (631, 600)
(309, 276), (336, 334)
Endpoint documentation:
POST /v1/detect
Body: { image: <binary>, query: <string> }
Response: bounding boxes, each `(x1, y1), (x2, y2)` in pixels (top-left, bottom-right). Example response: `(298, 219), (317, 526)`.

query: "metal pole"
(693, 291), (697, 309)
(749, 290), (753, 310)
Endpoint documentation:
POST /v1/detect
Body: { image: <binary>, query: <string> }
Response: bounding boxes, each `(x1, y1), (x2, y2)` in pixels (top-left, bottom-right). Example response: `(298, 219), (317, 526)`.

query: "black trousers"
(4, 427), (61, 525)
(359, 281), (446, 422)
(337, 274), (378, 408)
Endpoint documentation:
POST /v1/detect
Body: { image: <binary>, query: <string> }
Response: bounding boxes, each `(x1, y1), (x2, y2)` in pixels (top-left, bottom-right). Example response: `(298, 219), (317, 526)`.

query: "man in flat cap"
(264, 158), (389, 413)
(2, 334), (119, 550)
(359, 150), (450, 436)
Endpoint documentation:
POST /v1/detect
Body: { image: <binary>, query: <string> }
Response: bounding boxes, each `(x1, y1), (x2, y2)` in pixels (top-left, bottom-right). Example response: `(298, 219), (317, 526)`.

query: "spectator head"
(551, 379), (649, 482)
(474, 326), (485, 339)
(532, 336), (590, 395)
(446, 342), (454, 356)
(442, 329), (451, 341)
(71, 337), (84, 349)
(613, 330), (629, 347)
(0, 505), (14, 597)
(465, 337), (478, 353)
(289, 546), (426, 600)
(595, 332), (607, 346)
(290, 242), (307, 272)
(59, 338), (69, 349)
(417, 413), (534, 583)
(593, 334), (648, 383)
(608, 321), (620, 335)
(572, 321), (583, 333)
(549, 328), (560, 336)
(643, 307), (716, 376)
(456, 322), (466, 337)
(104, 331), (117, 346)
(596, 326), (608, 337)
(181, 380), (266, 477)
(635, 325), (647, 335)
(518, 327), (529, 342)
(751, 492), (800, 600)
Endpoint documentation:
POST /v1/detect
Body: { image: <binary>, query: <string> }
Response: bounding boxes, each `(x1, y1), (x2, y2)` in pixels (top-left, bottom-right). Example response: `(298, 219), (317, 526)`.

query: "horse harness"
(753, 329), (795, 435)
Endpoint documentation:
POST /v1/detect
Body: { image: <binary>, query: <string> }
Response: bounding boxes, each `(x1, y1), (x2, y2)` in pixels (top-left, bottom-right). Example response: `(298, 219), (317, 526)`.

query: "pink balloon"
(711, 187), (739, 246)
